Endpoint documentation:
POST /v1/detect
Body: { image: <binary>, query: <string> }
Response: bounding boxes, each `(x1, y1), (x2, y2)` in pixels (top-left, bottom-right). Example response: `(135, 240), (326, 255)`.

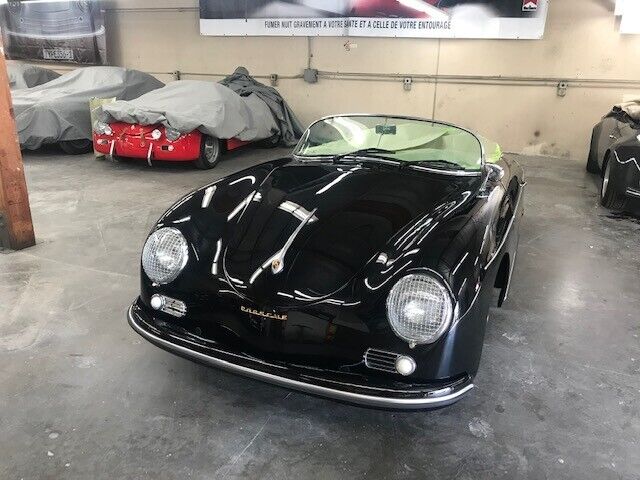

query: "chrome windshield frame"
(293, 114), (486, 175)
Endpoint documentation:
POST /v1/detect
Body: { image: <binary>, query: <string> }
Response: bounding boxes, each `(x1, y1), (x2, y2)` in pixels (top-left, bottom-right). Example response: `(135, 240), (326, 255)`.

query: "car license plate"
(42, 48), (74, 61)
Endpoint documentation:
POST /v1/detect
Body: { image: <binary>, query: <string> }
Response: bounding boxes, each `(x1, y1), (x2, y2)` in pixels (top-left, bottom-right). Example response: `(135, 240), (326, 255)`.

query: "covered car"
(587, 101), (640, 212)
(128, 114), (525, 409)
(12, 66), (164, 153)
(7, 61), (60, 89)
(94, 69), (303, 169)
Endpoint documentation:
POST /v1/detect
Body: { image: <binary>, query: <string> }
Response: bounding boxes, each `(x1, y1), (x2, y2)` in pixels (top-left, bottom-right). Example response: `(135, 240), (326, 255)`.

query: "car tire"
(600, 157), (628, 210)
(194, 136), (222, 170)
(59, 139), (94, 155)
(586, 130), (600, 173)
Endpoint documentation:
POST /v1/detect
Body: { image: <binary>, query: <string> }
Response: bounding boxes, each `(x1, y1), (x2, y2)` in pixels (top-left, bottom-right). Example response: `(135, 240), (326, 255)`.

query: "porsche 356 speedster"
(128, 114), (525, 409)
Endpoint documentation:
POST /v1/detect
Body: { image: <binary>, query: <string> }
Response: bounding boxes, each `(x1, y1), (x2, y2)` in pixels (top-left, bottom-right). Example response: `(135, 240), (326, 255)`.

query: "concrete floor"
(1, 148), (639, 480)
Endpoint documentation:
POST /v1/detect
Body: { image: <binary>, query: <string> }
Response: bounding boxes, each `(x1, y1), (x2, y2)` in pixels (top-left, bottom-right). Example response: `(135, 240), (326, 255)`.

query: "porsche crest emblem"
(241, 306), (287, 321)
(271, 259), (282, 270)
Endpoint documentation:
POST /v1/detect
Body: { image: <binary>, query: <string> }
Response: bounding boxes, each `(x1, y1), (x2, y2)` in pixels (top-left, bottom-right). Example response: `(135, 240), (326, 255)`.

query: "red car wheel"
(194, 136), (222, 170)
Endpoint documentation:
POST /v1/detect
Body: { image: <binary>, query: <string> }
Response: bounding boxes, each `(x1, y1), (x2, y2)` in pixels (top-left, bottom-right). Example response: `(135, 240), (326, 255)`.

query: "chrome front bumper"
(127, 302), (474, 410)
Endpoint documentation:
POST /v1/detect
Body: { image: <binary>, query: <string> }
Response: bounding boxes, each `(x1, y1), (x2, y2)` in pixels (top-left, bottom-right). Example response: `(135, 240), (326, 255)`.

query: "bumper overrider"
(127, 299), (474, 409)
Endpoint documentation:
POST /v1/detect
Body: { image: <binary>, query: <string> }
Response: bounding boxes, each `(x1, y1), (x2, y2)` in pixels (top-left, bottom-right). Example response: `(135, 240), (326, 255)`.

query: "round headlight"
(151, 129), (162, 140)
(142, 227), (189, 284)
(165, 127), (181, 142)
(386, 273), (454, 346)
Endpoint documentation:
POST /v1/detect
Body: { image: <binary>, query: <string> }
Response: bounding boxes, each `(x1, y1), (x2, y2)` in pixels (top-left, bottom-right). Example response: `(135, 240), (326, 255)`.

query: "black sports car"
(587, 103), (640, 212)
(128, 115), (525, 409)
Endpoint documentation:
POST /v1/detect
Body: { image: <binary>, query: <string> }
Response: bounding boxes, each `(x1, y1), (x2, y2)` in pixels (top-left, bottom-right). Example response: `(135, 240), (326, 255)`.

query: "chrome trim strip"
(485, 182), (526, 271)
(128, 304), (474, 409)
(626, 187), (640, 198)
(270, 207), (318, 275)
(614, 150), (640, 173)
(294, 155), (482, 177)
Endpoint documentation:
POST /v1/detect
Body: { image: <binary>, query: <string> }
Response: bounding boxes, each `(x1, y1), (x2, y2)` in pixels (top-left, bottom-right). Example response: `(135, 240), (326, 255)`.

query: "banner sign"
(0, 1), (107, 65)
(619, 0), (640, 34)
(200, 0), (548, 39)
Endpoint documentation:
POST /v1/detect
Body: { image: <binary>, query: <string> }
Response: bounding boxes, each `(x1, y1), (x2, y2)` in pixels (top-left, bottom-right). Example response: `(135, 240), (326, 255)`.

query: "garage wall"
(53, 0), (640, 159)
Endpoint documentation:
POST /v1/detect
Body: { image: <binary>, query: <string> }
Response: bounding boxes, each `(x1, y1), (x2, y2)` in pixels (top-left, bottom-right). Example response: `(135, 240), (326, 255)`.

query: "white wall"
(53, 0), (640, 159)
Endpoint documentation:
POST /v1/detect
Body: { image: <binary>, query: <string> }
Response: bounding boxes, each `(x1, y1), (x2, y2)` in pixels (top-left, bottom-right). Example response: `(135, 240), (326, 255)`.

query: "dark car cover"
(220, 67), (304, 146)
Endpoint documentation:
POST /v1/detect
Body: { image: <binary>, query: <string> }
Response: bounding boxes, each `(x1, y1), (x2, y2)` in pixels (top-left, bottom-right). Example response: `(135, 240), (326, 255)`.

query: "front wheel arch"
(586, 129), (601, 173)
(494, 253), (510, 307)
(600, 151), (629, 210)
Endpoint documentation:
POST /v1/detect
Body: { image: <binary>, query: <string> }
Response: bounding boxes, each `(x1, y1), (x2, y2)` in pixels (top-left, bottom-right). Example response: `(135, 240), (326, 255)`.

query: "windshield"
(294, 115), (483, 171)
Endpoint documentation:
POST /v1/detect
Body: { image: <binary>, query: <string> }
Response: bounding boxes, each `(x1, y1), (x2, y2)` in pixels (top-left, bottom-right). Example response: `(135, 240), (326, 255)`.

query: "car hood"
(180, 160), (484, 307)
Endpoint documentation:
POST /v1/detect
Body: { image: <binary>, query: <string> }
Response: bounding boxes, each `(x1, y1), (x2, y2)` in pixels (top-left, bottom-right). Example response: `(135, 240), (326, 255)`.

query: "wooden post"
(0, 52), (35, 250)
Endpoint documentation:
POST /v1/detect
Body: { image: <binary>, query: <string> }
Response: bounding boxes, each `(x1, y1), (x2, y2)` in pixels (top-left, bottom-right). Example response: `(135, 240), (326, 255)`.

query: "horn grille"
(363, 348), (401, 374)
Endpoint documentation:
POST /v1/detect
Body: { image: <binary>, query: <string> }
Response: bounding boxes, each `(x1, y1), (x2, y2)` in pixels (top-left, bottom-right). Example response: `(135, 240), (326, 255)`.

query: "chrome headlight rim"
(94, 121), (112, 136)
(385, 270), (455, 347)
(142, 227), (189, 285)
(165, 126), (181, 142)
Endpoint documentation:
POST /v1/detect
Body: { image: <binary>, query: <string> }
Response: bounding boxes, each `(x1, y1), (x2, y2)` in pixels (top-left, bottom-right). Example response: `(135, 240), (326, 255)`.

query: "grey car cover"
(12, 67), (164, 150)
(7, 62), (60, 90)
(99, 80), (279, 142)
(220, 67), (304, 146)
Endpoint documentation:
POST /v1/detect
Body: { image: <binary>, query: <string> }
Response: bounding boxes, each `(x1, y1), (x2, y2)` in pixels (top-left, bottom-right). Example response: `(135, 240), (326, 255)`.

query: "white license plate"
(42, 48), (74, 61)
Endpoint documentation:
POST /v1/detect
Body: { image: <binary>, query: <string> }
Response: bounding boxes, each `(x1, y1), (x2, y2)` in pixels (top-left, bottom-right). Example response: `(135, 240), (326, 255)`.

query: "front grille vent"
(363, 348), (401, 374)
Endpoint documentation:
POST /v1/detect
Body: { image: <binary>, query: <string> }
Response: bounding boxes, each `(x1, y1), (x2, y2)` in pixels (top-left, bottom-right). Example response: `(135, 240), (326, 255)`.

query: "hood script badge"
(241, 306), (288, 321)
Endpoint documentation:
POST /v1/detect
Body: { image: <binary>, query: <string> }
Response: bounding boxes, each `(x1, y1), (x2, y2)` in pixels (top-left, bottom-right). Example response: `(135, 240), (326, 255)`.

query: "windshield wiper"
(332, 148), (397, 163)
(398, 159), (466, 171)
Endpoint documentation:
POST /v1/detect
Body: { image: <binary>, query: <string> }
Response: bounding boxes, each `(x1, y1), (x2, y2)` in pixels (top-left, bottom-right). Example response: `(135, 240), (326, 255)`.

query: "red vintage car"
(93, 123), (259, 169)
(93, 75), (302, 169)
